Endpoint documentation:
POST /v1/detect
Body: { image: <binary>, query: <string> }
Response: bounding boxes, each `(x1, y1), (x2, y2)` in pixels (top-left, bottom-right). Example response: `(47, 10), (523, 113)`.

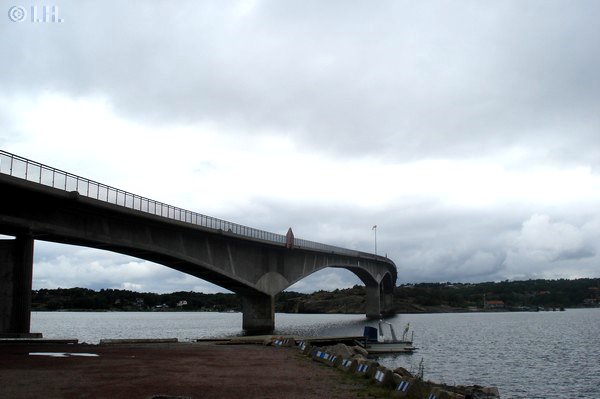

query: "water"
(31, 309), (600, 398)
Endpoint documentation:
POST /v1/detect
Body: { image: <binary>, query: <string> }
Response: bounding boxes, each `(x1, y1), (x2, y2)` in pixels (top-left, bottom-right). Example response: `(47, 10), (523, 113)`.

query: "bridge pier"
(0, 235), (40, 337)
(381, 290), (395, 316)
(241, 293), (274, 334)
(365, 283), (395, 319)
(365, 284), (381, 319)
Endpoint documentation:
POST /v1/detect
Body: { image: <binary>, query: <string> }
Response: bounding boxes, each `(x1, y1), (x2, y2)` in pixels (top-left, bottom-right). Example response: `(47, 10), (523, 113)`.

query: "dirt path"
(0, 342), (368, 399)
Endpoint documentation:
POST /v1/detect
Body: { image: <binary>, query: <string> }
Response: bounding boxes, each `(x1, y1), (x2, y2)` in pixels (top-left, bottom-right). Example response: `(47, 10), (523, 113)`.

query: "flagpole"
(372, 225), (377, 255)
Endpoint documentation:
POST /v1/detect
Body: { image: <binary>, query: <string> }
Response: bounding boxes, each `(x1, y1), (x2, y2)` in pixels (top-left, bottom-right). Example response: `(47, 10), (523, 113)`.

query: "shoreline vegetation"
(32, 278), (600, 313)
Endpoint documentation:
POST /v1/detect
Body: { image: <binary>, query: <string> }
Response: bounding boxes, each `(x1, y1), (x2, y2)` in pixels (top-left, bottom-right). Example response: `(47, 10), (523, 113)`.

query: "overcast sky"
(1, 0), (599, 294)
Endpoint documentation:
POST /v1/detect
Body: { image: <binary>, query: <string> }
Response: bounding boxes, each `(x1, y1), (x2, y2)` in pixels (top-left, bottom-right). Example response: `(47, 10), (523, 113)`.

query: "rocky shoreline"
(265, 336), (500, 399)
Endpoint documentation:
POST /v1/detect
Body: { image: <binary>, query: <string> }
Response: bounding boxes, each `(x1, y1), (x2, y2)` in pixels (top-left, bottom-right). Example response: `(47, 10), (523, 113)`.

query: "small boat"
(357, 321), (416, 354)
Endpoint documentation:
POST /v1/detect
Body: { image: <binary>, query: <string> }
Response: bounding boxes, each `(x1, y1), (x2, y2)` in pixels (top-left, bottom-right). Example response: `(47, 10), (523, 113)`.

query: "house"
(485, 300), (505, 309)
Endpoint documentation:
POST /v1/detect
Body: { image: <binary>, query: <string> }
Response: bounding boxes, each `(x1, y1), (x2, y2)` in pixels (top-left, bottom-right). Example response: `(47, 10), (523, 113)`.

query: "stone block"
(350, 345), (369, 357)
(272, 337), (295, 347)
(354, 360), (377, 378)
(338, 358), (357, 372)
(312, 349), (334, 364)
(326, 343), (353, 359)
(391, 376), (417, 398)
(325, 353), (342, 367)
(372, 366), (395, 388)
(297, 340), (312, 355)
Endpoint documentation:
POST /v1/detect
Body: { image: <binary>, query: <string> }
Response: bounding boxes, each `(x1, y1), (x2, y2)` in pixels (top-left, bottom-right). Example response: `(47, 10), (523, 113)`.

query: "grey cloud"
(21, 190), (600, 292)
(32, 241), (224, 293)
(0, 107), (21, 147)
(237, 196), (600, 285)
(227, 198), (521, 282)
(3, 1), (600, 292)
(555, 247), (596, 262)
(2, 1), (599, 165)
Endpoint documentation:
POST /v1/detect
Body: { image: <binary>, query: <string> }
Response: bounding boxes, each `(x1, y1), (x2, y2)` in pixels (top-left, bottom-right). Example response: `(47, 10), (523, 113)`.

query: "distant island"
(31, 278), (600, 313)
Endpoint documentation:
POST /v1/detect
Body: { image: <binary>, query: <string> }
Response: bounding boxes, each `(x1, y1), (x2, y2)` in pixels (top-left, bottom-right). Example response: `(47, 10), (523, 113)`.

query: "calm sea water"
(31, 309), (600, 398)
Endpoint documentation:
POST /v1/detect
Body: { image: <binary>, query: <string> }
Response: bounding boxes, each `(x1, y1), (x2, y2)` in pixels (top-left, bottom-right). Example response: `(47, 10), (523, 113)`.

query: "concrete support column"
(241, 293), (274, 334)
(381, 291), (395, 316)
(365, 284), (381, 319)
(0, 235), (37, 337)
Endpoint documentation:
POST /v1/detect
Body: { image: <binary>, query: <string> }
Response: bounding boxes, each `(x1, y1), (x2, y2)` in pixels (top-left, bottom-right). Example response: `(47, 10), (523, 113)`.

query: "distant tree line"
(395, 278), (600, 309)
(32, 288), (241, 311)
(31, 278), (600, 312)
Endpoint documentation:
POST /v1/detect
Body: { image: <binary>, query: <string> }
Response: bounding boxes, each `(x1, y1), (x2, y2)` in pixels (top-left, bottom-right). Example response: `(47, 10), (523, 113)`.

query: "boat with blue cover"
(358, 321), (416, 354)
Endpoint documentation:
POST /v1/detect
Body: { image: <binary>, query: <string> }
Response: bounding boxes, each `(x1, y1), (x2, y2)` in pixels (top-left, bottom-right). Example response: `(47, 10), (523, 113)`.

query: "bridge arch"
(282, 263), (397, 319)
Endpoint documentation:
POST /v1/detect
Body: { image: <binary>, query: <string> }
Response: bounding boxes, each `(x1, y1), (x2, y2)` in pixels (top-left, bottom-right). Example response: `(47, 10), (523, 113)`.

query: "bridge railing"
(0, 150), (384, 261)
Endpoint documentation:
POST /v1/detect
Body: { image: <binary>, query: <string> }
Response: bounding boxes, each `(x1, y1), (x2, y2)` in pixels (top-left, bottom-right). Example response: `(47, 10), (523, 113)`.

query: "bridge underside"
(0, 174), (397, 335)
(0, 236), (396, 335)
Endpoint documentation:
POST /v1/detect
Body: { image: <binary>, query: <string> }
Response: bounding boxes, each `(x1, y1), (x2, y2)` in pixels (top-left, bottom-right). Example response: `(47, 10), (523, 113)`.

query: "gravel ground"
(0, 342), (368, 399)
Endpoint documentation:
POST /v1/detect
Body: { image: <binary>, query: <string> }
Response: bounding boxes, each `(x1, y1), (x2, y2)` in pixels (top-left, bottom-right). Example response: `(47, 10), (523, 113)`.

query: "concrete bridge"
(0, 150), (397, 336)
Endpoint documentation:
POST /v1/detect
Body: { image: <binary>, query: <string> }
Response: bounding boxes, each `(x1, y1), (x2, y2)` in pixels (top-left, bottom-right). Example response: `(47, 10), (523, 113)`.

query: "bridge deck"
(0, 150), (388, 263)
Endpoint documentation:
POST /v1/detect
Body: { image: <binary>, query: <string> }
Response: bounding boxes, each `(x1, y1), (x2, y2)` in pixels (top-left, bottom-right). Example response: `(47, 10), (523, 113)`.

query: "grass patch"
(294, 352), (393, 398)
